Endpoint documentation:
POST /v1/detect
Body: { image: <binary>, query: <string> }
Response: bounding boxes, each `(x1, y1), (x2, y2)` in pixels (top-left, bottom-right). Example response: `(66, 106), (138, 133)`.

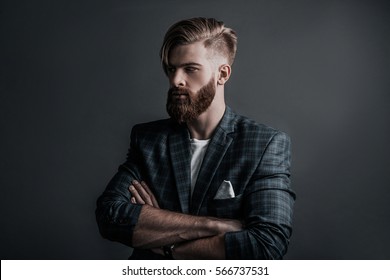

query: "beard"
(166, 77), (216, 123)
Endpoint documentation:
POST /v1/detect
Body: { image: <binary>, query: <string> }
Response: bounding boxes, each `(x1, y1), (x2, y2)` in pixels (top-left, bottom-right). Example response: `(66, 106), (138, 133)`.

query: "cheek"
(190, 72), (214, 90)
(186, 79), (204, 92)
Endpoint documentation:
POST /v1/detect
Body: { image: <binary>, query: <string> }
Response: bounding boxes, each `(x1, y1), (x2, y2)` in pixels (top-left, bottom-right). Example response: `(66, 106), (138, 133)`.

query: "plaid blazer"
(96, 107), (295, 259)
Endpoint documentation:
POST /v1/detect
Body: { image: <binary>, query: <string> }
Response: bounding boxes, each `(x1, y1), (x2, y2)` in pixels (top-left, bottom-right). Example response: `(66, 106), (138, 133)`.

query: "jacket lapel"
(169, 124), (191, 214)
(190, 107), (236, 215)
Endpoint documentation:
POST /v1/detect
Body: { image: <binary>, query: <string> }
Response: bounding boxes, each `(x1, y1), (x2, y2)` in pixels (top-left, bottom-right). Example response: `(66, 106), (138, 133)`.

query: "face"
(165, 41), (217, 123)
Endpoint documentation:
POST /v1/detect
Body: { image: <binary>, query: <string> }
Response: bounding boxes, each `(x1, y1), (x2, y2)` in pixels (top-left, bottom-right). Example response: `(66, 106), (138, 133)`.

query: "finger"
(132, 180), (153, 205)
(129, 184), (145, 205)
(141, 181), (160, 208)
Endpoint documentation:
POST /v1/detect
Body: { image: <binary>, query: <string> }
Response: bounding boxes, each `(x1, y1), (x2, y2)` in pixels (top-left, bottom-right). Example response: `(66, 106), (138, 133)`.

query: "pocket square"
(214, 180), (235, 199)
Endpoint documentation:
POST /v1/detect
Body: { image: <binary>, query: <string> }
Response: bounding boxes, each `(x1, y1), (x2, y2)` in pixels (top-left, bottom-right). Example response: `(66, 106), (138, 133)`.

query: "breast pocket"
(207, 194), (243, 219)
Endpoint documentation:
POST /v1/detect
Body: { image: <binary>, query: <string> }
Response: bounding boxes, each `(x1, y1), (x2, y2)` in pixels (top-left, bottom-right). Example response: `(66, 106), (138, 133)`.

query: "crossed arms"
(96, 127), (294, 259)
(128, 180), (242, 259)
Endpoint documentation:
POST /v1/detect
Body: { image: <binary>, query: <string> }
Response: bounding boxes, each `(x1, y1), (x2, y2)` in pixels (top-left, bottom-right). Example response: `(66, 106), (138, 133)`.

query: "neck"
(186, 100), (226, 140)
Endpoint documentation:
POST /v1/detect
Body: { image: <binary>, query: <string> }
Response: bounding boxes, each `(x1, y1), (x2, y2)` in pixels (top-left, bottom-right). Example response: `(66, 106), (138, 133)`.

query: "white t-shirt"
(190, 138), (210, 195)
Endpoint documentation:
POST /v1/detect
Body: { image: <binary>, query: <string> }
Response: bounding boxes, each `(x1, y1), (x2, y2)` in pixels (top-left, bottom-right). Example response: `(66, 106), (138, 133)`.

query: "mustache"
(168, 87), (190, 96)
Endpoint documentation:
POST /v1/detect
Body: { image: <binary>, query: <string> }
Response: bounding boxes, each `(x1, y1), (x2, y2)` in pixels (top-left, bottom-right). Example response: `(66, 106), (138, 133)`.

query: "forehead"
(168, 41), (211, 66)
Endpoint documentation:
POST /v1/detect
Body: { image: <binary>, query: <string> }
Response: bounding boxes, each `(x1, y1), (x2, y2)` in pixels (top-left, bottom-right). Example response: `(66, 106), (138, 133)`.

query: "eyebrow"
(168, 62), (203, 68)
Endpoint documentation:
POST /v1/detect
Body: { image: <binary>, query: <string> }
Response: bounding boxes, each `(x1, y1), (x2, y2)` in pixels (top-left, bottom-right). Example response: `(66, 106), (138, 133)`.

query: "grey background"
(1, 0), (389, 259)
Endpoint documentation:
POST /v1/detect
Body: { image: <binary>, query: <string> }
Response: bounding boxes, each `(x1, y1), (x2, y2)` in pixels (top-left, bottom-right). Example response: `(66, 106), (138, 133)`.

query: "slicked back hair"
(160, 17), (237, 75)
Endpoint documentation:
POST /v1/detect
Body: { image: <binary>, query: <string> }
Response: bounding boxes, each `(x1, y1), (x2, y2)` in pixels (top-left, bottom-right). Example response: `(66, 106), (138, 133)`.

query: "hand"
(129, 180), (160, 208)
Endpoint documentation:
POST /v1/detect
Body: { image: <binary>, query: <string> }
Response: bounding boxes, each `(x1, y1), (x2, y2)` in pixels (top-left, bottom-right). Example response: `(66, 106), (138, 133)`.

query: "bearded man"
(96, 17), (295, 259)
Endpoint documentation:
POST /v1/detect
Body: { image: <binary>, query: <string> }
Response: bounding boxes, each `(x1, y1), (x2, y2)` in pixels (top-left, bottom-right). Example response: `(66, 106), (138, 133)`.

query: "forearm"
(172, 234), (226, 259)
(132, 204), (241, 249)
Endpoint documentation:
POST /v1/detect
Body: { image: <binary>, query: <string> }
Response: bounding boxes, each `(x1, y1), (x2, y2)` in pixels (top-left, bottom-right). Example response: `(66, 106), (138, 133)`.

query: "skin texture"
(128, 41), (242, 259)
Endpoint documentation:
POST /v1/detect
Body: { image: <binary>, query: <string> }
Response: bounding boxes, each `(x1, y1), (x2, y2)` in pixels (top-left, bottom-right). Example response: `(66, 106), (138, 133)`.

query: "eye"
(185, 67), (198, 73)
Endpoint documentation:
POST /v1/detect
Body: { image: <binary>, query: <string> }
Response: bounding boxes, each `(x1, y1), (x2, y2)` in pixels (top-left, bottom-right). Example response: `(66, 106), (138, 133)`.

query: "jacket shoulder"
(233, 114), (280, 136)
(127, 119), (174, 146)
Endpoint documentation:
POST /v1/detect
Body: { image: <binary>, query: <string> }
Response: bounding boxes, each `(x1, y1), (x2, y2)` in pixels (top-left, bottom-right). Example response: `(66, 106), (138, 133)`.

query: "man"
(96, 17), (295, 259)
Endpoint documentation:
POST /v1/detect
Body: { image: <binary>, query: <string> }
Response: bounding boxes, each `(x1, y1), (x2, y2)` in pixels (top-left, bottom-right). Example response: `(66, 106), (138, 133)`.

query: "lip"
(172, 93), (188, 98)
(171, 94), (188, 103)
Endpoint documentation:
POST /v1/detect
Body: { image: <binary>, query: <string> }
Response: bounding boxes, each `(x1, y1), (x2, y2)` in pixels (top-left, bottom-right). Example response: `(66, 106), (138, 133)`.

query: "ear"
(217, 64), (231, 85)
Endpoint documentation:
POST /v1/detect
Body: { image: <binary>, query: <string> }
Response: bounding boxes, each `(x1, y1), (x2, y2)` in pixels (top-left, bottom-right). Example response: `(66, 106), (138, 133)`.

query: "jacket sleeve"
(224, 131), (295, 259)
(95, 126), (143, 247)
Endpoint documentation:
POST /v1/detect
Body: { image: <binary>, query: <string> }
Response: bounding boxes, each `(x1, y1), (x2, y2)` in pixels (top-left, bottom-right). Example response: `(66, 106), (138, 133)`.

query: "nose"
(169, 69), (186, 88)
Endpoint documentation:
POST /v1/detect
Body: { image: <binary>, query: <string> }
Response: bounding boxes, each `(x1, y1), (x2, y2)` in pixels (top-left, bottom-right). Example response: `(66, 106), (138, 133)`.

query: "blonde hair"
(160, 17), (237, 74)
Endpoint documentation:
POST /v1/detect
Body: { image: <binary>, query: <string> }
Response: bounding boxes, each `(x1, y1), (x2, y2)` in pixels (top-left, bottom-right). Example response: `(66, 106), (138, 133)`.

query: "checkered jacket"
(96, 106), (295, 259)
